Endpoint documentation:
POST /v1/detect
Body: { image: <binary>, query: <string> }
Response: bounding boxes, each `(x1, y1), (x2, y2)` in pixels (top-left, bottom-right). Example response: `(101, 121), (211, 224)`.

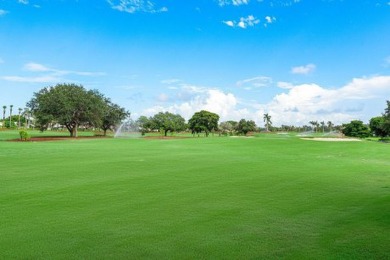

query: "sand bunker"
(301, 138), (361, 142)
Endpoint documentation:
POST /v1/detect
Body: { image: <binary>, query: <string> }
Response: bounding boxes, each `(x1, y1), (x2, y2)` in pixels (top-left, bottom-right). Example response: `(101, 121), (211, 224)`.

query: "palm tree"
(18, 108), (23, 128)
(2, 105), (6, 120)
(24, 108), (30, 129)
(9, 105), (13, 128)
(320, 121), (325, 133)
(2, 105), (6, 128)
(309, 121), (318, 132)
(263, 113), (272, 132)
(327, 121), (334, 132)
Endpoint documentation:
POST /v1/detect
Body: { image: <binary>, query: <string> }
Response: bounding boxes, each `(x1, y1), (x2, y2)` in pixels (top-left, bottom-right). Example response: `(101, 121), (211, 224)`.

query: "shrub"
(19, 130), (30, 141)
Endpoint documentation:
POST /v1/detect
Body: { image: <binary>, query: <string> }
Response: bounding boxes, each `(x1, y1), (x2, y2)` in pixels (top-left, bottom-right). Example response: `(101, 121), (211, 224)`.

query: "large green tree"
(342, 120), (370, 138)
(236, 119), (257, 136)
(27, 83), (107, 137)
(101, 101), (129, 136)
(150, 112), (186, 136)
(188, 110), (219, 137)
(369, 116), (387, 137)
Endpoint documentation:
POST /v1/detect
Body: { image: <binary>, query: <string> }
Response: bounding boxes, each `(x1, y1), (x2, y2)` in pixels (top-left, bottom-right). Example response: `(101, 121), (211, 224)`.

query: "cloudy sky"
(1, 0), (390, 126)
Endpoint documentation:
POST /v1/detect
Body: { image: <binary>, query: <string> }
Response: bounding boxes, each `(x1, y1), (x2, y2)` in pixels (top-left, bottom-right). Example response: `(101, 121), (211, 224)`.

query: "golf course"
(1, 131), (389, 259)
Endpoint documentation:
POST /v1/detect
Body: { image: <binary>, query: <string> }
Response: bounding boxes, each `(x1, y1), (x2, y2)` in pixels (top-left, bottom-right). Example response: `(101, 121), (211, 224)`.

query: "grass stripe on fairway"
(1, 133), (389, 259)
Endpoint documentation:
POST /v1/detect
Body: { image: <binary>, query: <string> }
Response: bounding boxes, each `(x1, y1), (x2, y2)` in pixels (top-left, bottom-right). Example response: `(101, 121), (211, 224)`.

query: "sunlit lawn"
(1, 131), (389, 258)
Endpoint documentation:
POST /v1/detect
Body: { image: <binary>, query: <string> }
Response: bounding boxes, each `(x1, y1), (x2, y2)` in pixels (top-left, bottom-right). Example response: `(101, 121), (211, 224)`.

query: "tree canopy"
(188, 110), (219, 137)
(101, 101), (129, 136)
(219, 121), (237, 136)
(383, 100), (390, 135)
(27, 83), (108, 137)
(149, 112), (186, 136)
(342, 120), (370, 138)
(236, 119), (257, 136)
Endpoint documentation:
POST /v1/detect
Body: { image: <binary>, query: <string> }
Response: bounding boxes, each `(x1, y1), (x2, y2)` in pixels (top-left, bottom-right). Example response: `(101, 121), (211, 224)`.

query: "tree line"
(341, 101), (390, 138)
(2, 83), (389, 139)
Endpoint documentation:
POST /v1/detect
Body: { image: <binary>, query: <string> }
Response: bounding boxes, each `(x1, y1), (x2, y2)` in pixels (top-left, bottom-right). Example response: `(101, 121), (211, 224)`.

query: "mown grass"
(0, 131), (389, 259)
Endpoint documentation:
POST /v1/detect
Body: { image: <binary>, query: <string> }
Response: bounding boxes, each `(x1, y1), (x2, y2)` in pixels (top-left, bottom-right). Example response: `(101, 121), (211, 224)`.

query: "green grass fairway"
(1, 132), (389, 259)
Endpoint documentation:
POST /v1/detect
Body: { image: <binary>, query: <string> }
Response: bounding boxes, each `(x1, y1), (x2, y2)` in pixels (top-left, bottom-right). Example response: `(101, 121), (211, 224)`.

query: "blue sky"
(1, 0), (390, 126)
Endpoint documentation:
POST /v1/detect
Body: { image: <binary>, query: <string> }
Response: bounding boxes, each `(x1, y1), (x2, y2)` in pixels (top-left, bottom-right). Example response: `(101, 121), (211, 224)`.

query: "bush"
(342, 120), (370, 138)
(19, 131), (30, 141)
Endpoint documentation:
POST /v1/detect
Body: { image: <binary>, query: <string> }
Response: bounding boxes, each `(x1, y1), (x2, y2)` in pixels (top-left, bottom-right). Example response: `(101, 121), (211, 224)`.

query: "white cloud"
(18, 0), (29, 4)
(142, 75), (390, 127)
(261, 75), (390, 126)
(218, 0), (249, 6)
(142, 85), (249, 121)
(237, 76), (273, 89)
(223, 15), (260, 29)
(2, 62), (105, 84)
(0, 9), (8, 16)
(107, 0), (168, 14)
(223, 20), (235, 27)
(291, 64), (316, 75)
(1, 75), (62, 83)
(277, 81), (294, 89)
(24, 62), (51, 72)
(265, 16), (276, 24)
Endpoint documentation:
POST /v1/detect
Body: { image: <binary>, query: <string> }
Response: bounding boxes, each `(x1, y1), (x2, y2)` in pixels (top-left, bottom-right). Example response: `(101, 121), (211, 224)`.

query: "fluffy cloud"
(218, 0), (249, 6)
(223, 15), (260, 29)
(264, 75), (390, 126)
(18, 0), (29, 4)
(291, 64), (316, 74)
(142, 85), (250, 121)
(107, 0), (168, 14)
(223, 15), (277, 28)
(264, 16), (276, 24)
(141, 76), (390, 127)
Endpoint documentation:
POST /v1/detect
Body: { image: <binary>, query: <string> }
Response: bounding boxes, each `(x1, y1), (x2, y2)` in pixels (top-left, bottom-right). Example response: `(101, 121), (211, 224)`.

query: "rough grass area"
(1, 131), (389, 259)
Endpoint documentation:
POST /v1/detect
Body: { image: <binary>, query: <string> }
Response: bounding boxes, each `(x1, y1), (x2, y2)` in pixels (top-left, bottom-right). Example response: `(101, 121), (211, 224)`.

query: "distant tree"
(369, 116), (386, 137)
(309, 121), (318, 132)
(9, 105), (13, 128)
(18, 108), (23, 128)
(320, 121), (325, 133)
(188, 110), (219, 137)
(2, 105), (6, 121)
(263, 113), (272, 132)
(150, 112), (186, 136)
(219, 121), (237, 136)
(236, 119), (257, 136)
(342, 120), (370, 138)
(136, 116), (152, 135)
(23, 108), (30, 129)
(327, 121), (334, 132)
(27, 83), (107, 137)
(101, 101), (129, 136)
(383, 100), (390, 135)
